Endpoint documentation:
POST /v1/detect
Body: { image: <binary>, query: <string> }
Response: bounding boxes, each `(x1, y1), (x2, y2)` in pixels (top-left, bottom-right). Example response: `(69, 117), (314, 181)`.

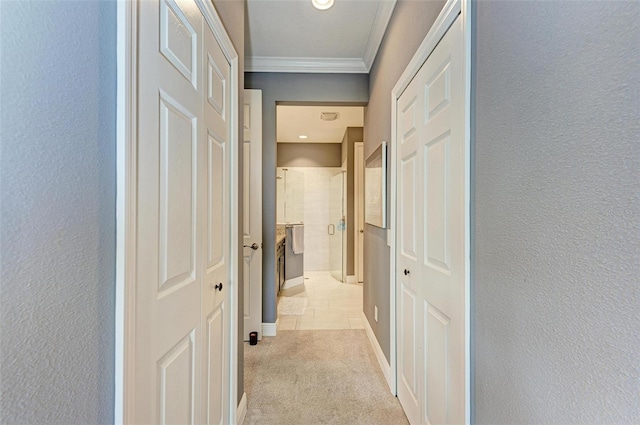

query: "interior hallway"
(244, 328), (407, 425)
(243, 273), (405, 424)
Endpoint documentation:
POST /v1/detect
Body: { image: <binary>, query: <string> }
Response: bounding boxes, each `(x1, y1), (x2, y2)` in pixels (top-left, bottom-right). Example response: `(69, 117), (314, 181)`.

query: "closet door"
(396, 15), (466, 425)
(135, 1), (204, 422)
(396, 70), (425, 425)
(133, 1), (232, 423)
(201, 12), (232, 425)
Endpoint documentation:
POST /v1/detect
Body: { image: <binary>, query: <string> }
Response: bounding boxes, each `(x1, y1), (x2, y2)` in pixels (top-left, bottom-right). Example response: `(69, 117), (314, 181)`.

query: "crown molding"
(245, 56), (368, 73)
(245, 0), (397, 74)
(362, 0), (397, 71)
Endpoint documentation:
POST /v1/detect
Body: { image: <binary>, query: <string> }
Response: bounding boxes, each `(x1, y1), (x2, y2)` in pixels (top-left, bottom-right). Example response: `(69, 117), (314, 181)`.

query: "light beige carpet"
(243, 330), (409, 425)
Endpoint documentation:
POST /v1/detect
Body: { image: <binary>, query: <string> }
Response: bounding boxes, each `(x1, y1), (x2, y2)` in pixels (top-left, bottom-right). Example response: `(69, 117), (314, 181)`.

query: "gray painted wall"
(245, 73), (369, 323)
(474, 1), (640, 422)
(364, 0), (446, 362)
(0, 2), (117, 423)
(211, 0), (245, 403)
(277, 143), (341, 167)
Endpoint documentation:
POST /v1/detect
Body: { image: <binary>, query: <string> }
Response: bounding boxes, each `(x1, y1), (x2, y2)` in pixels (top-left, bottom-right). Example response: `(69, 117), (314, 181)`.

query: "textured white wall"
(0, 1), (117, 423)
(474, 1), (640, 422)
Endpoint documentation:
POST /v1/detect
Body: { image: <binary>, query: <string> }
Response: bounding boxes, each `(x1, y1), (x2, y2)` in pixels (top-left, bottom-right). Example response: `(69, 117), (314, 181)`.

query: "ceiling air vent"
(320, 112), (339, 121)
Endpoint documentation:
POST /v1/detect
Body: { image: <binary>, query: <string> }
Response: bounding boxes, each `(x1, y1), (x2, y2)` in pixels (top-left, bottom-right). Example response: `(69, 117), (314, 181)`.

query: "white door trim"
(244, 89), (263, 341)
(389, 0), (471, 422)
(115, 2), (137, 422)
(115, 1), (240, 423)
(354, 142), (364, 283)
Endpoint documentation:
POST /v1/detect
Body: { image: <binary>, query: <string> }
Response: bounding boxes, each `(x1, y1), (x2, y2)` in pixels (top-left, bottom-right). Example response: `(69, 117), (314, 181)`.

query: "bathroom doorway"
(275, 104), (363, 283)
(274, 103), (365, 331)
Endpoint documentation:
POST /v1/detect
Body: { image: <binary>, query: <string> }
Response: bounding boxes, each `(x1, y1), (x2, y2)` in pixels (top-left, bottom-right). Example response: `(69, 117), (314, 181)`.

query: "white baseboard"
(346, 275), (357, 284)
(361, 312), (394, 394)
(283, 275), (304, 289)
(237, 392), (247, 425)
(262, 320), (278, 337)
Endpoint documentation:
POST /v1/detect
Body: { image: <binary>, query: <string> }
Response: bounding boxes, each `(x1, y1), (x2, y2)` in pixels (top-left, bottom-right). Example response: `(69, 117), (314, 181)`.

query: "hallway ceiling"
(245, 0), (397, 73)
(277, 105), (364, 143)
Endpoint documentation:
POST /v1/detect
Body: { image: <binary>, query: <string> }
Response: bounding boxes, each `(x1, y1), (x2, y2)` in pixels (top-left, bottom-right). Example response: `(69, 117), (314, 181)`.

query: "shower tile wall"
(277, 167), (342, 271)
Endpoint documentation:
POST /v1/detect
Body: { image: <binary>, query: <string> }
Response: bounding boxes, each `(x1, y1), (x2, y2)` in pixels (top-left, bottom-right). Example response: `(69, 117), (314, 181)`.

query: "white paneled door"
(396, 15), (466, 425)
(134, 0), (232, 423)
(201, 12), (231, 425)
(243, 89), (263, 340)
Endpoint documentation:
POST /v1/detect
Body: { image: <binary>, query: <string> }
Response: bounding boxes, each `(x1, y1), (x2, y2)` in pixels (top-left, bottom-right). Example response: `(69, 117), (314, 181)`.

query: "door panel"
(420, 17), (465, 425)
(400, 284), (418, 398)
(355, 143), (364, 282)
(243, 142), (252, 236)
(396, 72), (424, 425)
(396, 15), (465, 425)
(424, 131), (451, 273)
(243, 255), (252, 315)
(401, 97), (418, 142)
(425, 62), (451, 121)
(158, 330), (196, 425)
(425, 303), (450, 425)
(160, 0), (197, 87)
(202, 14), (230, 425)
(207, 55), (226, 117)
(397, 277), (421, 425)
(400, 154), (418, 260)
(158, 93), (197, 294)
(207, 133), (225, 270)
(206, 304), (225, 425)
(136, 0), (203, 423)
(243, 89), (263, 340)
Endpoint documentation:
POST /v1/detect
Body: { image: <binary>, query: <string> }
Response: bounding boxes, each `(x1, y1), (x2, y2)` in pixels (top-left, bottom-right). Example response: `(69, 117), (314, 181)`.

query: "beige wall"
(277, 143), (342, 167)
(364, 0), (445, 362)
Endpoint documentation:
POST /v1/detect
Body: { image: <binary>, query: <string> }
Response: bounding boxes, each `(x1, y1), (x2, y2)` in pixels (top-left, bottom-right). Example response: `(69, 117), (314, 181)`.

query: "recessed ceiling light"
(299, 135), (308, 139)
(312, 0), (334, 11)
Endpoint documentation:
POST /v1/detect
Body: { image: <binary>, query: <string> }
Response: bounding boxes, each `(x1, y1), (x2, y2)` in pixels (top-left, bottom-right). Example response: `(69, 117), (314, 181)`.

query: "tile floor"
(277, 271), (363, 330)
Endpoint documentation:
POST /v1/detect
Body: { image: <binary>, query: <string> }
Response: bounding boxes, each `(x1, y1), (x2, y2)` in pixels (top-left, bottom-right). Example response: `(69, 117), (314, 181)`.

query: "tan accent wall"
(277, 143), (342, 167)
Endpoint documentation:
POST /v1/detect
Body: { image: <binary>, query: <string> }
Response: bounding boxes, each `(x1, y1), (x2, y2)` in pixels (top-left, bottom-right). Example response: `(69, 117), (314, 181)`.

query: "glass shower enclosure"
(329, 171), (345, 282)
(277, 167), (345, 282)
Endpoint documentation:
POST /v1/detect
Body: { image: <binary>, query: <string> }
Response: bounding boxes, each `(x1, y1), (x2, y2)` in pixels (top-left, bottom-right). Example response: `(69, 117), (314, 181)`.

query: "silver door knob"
(244, 243), (259, 250)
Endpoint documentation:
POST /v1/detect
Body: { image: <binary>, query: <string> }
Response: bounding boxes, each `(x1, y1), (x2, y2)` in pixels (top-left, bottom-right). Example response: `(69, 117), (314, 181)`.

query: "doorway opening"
(275, 104), (365, 330)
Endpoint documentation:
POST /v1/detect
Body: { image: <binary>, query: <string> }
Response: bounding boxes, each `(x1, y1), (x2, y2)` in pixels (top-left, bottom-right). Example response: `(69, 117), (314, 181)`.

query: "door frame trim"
(115, 1), (240, 423)
(389, 0), (472, 421)
(354, 142), (364, 283)
(244, 88), (263, 341)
